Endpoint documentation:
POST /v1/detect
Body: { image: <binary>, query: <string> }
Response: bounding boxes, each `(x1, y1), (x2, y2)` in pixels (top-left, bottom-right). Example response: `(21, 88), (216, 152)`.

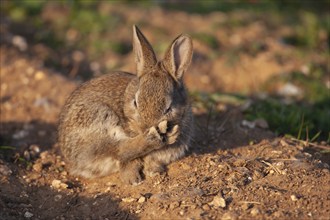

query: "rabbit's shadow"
(0, 174), (137, 220)
(189, 108), (275, 155)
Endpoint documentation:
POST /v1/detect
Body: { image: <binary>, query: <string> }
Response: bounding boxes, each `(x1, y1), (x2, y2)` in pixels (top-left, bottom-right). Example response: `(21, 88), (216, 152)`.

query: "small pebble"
(291, 194), (298, 202)
(274, 161), (285, 169)
(122, 197), (136, 203)
(29, 144), (41, 154)
(51, 179), (68, 189)
(24, 211), (33, 218)
(210, 195), (226, 208)
(138, 196), (146, 203)
(24, 150), (32, 161)
(54, 194), (63, 202)
(250, 207), (260, 216)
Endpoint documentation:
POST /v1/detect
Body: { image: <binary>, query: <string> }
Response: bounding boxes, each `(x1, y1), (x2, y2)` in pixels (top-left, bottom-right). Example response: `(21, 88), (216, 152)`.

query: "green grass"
(246, 67), (329, 143)
(244, 98), (330, 143)
(192, 90), (329, 143)
(282, 11), (328, 50)
(0, 146), (16, 150)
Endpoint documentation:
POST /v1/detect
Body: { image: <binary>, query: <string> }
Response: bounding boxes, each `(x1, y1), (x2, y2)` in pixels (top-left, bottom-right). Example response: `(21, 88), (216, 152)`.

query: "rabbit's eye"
(164, 106), (172, 114)
(133, 99), (137, 108)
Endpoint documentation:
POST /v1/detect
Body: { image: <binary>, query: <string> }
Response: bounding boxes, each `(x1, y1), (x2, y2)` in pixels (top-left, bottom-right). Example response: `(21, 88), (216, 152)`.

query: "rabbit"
(58, 25), (193, 185)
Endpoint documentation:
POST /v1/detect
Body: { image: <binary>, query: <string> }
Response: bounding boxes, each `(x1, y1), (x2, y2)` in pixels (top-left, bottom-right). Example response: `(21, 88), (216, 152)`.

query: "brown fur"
(58, 26), (193, 184)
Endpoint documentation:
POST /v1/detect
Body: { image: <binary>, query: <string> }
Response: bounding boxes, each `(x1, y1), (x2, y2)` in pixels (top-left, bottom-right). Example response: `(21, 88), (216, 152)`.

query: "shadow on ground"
(191, 109), (275, 155)
(0, 121), (57, 158)
(0, 175), (137, 220)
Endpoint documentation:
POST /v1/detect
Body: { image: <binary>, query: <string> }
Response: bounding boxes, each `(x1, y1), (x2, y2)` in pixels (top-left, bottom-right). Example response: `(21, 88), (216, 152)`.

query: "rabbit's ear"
(163, 34), (193, 81)
(133, 25), (157, 77)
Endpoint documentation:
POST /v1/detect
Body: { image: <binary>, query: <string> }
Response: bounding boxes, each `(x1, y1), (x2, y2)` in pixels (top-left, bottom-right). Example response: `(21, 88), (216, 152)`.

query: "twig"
(238, 201), (263, 205)
(290, 137), (330, 150)
(271, 158), (298, 161)
(261, 160), (282, 174)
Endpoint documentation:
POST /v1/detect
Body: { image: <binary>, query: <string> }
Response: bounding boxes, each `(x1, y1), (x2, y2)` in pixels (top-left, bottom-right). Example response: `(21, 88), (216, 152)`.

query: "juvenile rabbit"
(58, 26), (193, 185)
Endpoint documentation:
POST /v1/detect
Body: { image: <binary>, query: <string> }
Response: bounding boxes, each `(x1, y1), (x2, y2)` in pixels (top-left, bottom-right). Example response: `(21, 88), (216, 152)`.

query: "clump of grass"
(190, 91), (247, 111)
(4, 1), (45, 22)
(282, 11), (326, 49)
(0, 146), (16, 150)
(263, 69), (329, 103)
(247, 65), (329, 143)
(244, 98), (329, 143)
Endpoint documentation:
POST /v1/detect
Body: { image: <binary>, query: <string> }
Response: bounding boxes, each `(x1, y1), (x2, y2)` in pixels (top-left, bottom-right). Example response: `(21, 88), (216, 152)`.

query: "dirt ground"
(1, 4), (330, 220)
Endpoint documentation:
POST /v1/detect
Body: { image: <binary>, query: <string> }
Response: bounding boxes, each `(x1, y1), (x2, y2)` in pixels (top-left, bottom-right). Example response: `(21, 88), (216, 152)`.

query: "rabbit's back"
(58, 72), (135, 177)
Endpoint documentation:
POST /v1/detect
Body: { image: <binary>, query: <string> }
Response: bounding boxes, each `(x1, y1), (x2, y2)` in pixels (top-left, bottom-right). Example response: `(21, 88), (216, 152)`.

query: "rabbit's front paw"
(146, 120), (180, 149)
(157, 120), (180, 145)
(146, 126), (164, 148)
(166, 124), (180, 145)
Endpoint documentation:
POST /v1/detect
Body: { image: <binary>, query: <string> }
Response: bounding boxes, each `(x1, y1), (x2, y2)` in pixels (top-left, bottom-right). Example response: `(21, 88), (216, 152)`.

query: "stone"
(250, 208), (260, 216)
(51, 179), (68, 189)
(138, 196), (146, 203)
(210, 195), (226, 208)
(122, 197), (136, 203)
(24, 211), (33, 218)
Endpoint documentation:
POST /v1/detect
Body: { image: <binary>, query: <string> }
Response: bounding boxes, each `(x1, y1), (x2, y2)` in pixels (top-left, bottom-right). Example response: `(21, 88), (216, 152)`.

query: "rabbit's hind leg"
(143, 154), (165, 177)
(120, 158), (144, 185)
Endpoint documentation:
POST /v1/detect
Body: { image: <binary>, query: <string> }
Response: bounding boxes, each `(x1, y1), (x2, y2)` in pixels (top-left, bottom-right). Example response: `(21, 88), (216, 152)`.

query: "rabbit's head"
(124, 26), (193, 134)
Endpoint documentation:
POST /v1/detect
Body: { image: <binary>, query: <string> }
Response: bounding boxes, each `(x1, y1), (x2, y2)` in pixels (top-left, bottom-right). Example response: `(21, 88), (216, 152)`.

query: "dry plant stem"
(261, 160), (282, 174)
(290, 137), (330, 150)
(238, 201), (263, 205)
(271, 158), (298, 161)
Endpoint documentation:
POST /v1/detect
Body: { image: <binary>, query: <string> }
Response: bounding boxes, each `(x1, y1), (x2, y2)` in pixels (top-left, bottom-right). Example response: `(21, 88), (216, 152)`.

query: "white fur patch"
(74, 157), (120, 178)
(108, 126), (127, 141)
